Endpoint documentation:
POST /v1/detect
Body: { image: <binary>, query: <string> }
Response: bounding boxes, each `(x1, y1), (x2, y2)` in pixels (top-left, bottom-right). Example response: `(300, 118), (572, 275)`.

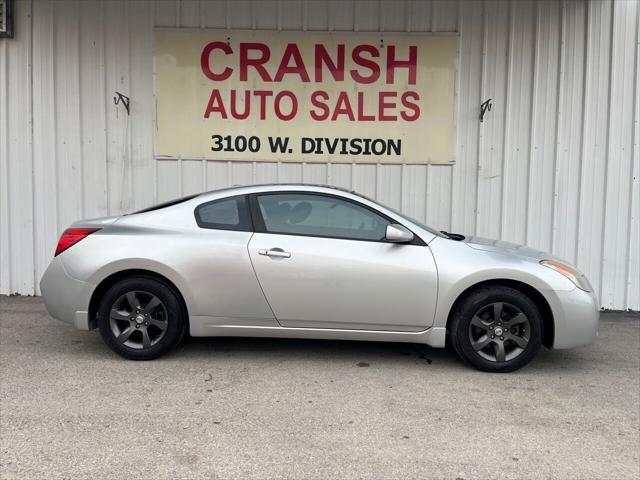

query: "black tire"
(97, 276), (186, 360)
(449, 285), (542, 372)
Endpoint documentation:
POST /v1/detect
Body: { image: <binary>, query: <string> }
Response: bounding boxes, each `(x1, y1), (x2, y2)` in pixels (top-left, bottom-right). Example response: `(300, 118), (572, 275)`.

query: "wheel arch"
(88, 269), (190, 331)
(445, 279), (554, 349)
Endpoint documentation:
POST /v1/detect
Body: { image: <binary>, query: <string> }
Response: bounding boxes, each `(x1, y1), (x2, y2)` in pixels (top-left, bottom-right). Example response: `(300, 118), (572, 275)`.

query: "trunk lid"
(70, 215), (121, 228)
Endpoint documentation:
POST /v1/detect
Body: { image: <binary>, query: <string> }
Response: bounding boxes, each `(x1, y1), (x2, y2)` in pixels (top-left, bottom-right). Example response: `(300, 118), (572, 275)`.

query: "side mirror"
(385, 224), (414, 243)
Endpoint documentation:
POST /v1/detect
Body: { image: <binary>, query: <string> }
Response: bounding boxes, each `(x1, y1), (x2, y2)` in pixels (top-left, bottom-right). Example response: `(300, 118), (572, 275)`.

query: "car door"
(247, 192), (438, 332)
(191, 194), (277, 326)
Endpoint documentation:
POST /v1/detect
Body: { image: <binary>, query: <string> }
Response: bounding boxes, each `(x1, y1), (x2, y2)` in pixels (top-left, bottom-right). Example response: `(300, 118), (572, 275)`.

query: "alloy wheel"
(109, 290), (169, 349)
(468, 302), (531, 363)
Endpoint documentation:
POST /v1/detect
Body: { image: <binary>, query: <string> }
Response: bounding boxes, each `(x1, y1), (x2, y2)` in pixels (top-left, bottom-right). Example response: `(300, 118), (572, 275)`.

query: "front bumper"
(40, 256), (93, 330)
(545, 286), (600, 349)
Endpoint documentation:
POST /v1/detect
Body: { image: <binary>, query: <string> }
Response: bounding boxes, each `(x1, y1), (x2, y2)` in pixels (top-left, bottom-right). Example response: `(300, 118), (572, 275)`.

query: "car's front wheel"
(449, 285), (543, 372)
(97, 277), (186, 360)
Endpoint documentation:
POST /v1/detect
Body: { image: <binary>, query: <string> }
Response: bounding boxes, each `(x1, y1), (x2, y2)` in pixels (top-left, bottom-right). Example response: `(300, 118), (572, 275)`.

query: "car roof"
(192, 183), (359, 202)
(204, 183), (353, 195)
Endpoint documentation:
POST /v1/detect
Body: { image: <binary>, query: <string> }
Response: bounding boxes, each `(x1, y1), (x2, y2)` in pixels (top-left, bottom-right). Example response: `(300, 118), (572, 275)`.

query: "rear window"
(132, 194), (200, 214)
(195, 195), (252, 231)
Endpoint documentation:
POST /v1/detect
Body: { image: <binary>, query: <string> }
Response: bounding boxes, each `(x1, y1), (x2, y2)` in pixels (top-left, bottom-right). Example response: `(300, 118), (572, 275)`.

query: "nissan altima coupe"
(41, 184), (599, 372)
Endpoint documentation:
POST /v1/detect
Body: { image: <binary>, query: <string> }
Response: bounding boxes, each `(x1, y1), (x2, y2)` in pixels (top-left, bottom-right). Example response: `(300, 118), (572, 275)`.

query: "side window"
(195, 195), (251, 231)
(255, 193), (390, 241)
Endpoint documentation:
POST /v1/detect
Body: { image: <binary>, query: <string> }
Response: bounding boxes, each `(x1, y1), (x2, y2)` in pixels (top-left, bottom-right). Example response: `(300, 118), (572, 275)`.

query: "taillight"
(54, 228), (101, 256)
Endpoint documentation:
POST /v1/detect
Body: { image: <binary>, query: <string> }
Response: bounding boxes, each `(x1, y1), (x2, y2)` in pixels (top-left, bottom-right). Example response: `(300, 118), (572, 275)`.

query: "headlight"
(540, 259), (592, 292)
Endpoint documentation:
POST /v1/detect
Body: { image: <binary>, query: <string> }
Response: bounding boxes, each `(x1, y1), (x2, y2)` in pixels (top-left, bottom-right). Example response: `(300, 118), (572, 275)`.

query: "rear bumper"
(40, 256), (94, 330)
(545, 287), (600, 349)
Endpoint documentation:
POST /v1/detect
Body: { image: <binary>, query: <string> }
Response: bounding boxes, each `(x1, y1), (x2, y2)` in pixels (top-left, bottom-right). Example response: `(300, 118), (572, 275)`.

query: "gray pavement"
(1, 296), (639, 480)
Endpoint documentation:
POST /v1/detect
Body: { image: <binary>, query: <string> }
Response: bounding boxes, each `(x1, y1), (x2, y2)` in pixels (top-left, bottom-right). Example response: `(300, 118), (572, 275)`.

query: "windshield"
(351, 192), (449, 238)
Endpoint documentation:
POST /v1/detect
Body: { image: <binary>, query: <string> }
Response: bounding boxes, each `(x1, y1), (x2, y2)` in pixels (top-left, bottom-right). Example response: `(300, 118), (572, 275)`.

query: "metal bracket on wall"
(480, 98), (493, 122)
(113, 92), (130, 116)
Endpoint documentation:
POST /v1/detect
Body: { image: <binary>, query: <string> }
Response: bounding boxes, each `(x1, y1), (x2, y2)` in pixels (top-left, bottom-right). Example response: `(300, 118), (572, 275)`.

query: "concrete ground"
(0, 297), (638, 480)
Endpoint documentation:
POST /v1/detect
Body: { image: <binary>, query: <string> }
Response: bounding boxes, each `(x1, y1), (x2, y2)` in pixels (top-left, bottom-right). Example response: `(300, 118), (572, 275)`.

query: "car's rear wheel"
(97, 277), (185, 360)
(449, 285), (542, 372)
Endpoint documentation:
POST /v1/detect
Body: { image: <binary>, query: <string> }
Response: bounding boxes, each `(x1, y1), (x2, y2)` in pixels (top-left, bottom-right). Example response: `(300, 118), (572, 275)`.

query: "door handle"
(258, 248), (291, 258)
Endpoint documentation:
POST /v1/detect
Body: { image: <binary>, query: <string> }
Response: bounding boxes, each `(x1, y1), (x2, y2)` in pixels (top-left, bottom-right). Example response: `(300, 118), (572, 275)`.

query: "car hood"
(463, 236), (562, 263)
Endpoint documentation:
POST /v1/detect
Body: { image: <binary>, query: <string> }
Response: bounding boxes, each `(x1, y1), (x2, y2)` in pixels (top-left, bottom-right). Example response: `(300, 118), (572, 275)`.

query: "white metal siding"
(0, 0), (638, 311)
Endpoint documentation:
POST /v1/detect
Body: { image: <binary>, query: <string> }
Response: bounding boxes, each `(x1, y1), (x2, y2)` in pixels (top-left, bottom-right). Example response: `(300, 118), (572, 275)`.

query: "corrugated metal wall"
(0, 0), (638, 310)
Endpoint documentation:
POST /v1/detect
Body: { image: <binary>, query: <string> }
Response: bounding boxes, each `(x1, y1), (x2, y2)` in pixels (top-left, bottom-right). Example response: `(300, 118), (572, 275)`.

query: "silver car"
(40, 184), (599, 372)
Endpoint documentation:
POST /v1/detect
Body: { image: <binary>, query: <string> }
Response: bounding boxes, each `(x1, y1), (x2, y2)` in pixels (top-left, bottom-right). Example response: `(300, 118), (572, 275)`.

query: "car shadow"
(175, 334), (462, 367)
